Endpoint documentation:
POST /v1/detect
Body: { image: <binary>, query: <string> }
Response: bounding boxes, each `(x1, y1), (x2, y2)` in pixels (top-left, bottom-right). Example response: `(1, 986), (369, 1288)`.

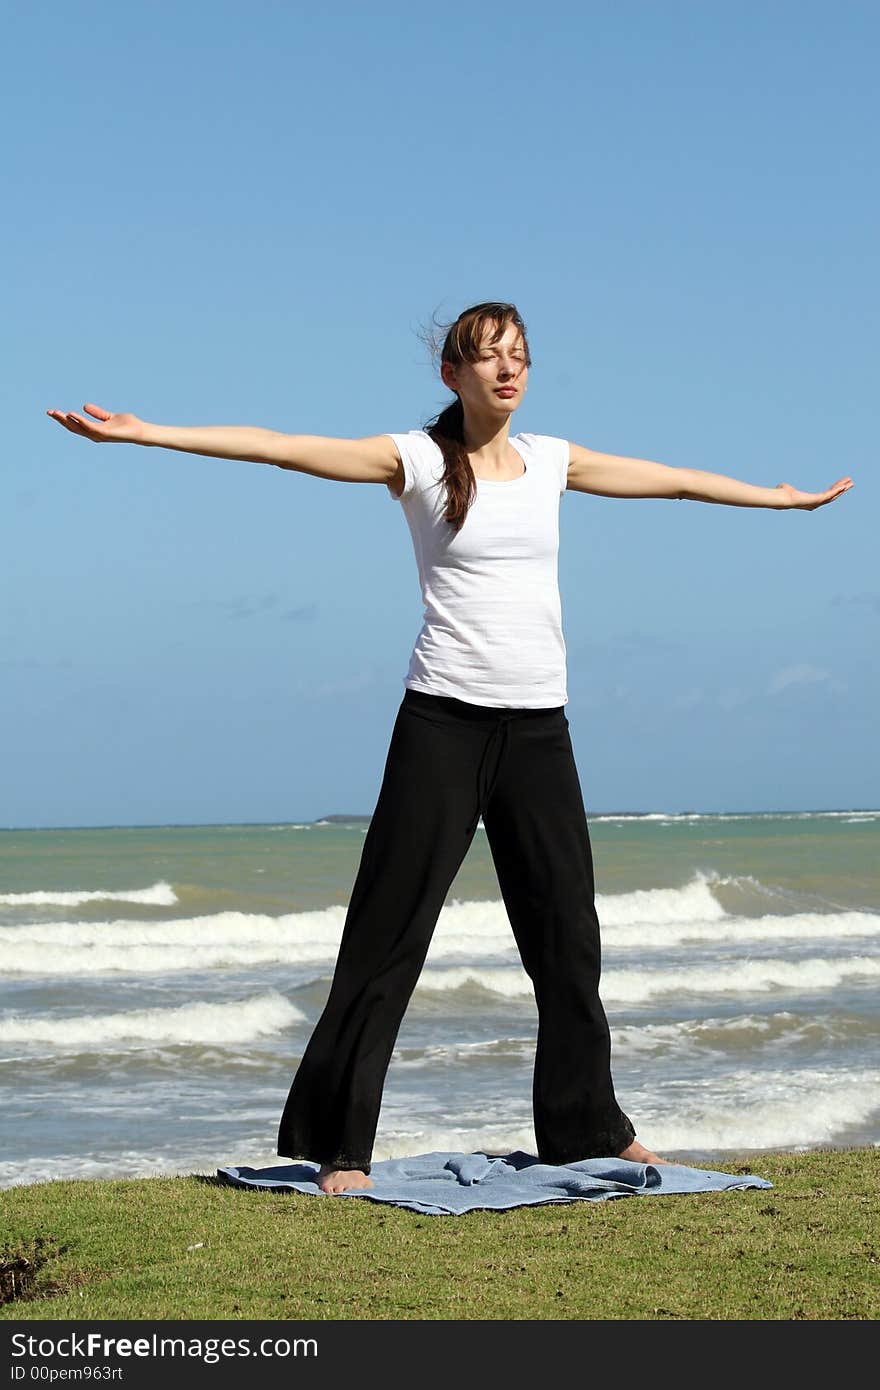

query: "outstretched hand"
(46, 402), (144, 444)
(775, 476), (854, 510)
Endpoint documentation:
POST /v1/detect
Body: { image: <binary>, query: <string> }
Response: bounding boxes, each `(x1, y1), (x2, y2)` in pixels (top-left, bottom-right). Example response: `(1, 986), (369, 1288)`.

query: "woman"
(48, 301), (853, 1194)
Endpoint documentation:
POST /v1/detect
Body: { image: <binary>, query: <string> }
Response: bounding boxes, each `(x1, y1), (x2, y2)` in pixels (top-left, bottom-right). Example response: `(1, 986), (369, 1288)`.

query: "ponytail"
(424, 397), (474, 533)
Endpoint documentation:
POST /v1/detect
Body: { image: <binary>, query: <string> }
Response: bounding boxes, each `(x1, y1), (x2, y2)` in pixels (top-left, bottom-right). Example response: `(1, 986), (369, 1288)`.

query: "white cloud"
(830, 592), (880, 614)
(671, 687), (705, 710)
(716, 686), (751, 710)
(767, 664), (846, 696)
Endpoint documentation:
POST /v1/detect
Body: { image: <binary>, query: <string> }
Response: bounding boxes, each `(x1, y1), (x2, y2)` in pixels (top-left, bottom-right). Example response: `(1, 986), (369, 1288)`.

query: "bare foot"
(317, 1164), (374, 1193)
(617, 1140), (670, 1165)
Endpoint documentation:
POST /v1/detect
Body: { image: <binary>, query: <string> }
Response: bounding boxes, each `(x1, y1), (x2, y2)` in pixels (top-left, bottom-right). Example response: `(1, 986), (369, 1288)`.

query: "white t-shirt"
(386, 430), (570, 708)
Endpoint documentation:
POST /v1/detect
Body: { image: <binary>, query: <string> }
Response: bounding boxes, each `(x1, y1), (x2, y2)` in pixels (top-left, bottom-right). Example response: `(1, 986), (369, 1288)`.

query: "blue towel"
(217, 1150), (772, 1215)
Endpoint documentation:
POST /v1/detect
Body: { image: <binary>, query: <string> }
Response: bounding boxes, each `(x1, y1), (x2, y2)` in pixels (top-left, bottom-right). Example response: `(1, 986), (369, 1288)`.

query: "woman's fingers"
(67, 404), (108, 428)
(45, 405), (109, 440)
(775, 477), (854, 510)
(46, 404), (111, 421)
(823, 478), (854, 503)
(46, 405), (143, 444)
(46, 408), (84, 433)
(810, 479), (852, 508)
(66, 411), (98, 433)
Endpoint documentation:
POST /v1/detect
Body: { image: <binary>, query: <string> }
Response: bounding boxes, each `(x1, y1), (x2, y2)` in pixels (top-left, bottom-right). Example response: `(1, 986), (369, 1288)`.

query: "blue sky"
(5, 0), (877, 826)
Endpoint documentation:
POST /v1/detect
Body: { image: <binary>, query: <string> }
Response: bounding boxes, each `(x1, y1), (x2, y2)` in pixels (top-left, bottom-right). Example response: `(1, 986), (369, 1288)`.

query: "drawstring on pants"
(465, 713), (516, 836)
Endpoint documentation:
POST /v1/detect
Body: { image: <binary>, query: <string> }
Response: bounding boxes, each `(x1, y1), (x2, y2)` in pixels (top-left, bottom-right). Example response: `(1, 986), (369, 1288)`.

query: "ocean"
(1, 811), (878, 1188)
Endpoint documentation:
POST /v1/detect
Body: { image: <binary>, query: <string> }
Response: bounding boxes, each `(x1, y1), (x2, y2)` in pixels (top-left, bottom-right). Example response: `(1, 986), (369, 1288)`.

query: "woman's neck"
(461, 416), (513, 469)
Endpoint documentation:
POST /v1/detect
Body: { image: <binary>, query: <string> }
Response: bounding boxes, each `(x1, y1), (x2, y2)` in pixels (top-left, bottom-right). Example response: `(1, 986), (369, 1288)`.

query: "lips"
(495, 388), (517, 398)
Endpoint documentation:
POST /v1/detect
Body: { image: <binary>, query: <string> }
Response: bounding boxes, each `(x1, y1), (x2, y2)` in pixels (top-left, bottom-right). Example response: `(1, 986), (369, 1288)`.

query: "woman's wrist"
(678, 469), (793, 508)
(126, 416), (152, 446)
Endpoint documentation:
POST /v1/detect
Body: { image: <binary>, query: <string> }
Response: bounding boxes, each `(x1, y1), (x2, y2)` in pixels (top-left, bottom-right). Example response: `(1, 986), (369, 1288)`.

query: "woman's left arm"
(567, 441), (854, 510)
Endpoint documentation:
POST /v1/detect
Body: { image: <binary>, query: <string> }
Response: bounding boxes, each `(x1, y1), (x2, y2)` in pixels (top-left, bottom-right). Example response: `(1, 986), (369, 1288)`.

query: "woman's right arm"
(46, 403), (404, 488)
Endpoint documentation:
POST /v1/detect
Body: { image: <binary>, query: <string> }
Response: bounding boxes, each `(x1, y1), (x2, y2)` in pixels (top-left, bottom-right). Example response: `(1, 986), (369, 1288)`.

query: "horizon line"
(3, 807), (879, 833)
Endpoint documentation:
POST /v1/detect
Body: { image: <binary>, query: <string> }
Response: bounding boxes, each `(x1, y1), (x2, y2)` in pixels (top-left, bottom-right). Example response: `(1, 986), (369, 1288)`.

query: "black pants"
(277, 688), (635, 1172)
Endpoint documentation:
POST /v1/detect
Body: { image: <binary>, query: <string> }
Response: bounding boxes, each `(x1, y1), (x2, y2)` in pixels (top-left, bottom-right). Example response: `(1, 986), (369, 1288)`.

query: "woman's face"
(441, 321), (529, 418)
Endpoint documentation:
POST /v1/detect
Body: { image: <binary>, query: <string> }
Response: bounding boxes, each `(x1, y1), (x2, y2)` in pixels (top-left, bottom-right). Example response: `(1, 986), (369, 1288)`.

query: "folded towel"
(217, 1149), (772, 1215)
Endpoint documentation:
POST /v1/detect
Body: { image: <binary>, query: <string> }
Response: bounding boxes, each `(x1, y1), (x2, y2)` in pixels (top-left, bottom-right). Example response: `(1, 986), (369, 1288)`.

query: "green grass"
(1, 1149), (878, 1321)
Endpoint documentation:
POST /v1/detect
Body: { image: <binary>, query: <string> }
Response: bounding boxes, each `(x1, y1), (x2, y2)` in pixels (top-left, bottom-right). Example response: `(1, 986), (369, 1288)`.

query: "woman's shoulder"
(513, 431), (570, 451)
(386, 428), (439, 453)
(384, 430), (444, 502)
(514, 433), (571, 494)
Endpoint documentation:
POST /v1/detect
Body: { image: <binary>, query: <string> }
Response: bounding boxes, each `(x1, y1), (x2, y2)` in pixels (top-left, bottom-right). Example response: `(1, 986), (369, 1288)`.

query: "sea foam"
(0, 881), (178, 908)
(3, 873), (876, 974)
(415, 956), (880, 1003)
(0, 992), (303, 1048)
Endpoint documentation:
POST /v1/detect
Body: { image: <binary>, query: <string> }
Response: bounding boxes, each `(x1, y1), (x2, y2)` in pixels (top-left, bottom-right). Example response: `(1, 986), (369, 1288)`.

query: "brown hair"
(422, 302), (531, 532)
